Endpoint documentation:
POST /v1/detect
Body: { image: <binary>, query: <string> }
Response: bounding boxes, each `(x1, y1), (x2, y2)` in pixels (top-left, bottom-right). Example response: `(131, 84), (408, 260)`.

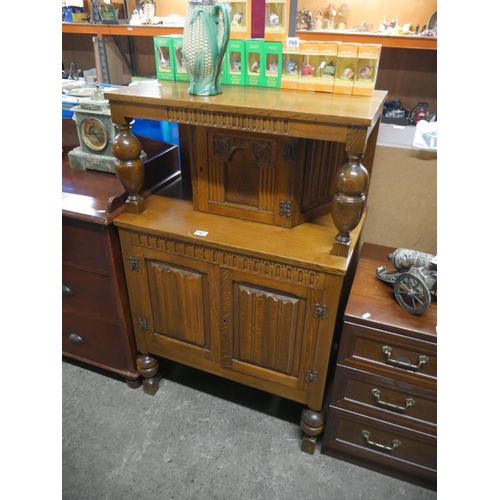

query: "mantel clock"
(68, 83), (146, 173)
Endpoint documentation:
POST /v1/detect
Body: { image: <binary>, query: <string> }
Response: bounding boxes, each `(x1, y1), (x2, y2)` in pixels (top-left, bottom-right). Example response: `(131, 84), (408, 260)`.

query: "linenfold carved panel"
(234, 285), (302, 376)
(131, 231), (323, 288)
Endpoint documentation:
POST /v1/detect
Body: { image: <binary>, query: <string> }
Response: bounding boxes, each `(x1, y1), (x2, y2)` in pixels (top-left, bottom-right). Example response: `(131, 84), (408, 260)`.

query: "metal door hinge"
(305, 370), (318, 383)
(279, 200), (293, 217)
(129, 256), (140, 271)
(313, 303), (327, 319)
(138, 318), (148, 331)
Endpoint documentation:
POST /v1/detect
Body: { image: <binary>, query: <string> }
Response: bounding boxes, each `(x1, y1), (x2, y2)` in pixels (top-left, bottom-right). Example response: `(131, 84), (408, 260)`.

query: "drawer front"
(62, 266), (114, 319)
(62, 312), (136, 374)
(331, 365), (437, 431)
(62, 217), (108, 271)
(323, 407), (436, 482)
(338, 322), (437, 386)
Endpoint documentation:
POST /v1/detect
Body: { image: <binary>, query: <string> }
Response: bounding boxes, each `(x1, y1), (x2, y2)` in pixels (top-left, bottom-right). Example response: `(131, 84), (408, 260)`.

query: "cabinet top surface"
(113, 184), (364, 276)
(104, 81), (387, 129)
(346, 243), (437, 341)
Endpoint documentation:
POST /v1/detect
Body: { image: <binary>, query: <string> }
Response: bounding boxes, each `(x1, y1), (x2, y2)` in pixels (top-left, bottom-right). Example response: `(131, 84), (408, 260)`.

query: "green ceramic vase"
(182, 0), (230, 96)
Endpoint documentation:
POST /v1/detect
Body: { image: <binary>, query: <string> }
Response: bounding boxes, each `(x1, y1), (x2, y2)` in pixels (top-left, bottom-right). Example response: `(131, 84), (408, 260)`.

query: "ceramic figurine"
(269, 61), (278, 73)
(269, 12), (280, 26)
(233, 60), (241, 71)
(232, 12), (243, 25)
(341, 65), (354, 80)
(358, 65), (372, 80)
(287, 60), (298, 74)
(250, 60), (260, 73)
(301, 64), (314, 76)
(322, 60), (335, 77)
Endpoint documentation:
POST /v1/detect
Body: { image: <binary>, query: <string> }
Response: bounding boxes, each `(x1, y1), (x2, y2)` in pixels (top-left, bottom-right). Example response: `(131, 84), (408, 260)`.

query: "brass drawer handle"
(371, 388), (415, 412)
(381, 346), (429, 371)
(361, 430), (401, 452)
(68, 332), (86, 345)
(62, 283), (74, 297)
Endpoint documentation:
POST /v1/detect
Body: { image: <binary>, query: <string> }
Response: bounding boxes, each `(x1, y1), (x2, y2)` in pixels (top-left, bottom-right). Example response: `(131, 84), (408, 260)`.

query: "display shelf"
(62, 22), (436, 50)
(62, 22), (183, 37)
(298, 30), (436, 50)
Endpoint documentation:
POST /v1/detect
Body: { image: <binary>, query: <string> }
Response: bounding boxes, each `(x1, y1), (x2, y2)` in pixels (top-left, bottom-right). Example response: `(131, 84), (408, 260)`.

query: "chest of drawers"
(321, 243), (437, 489)
(62, 119), (180, 387)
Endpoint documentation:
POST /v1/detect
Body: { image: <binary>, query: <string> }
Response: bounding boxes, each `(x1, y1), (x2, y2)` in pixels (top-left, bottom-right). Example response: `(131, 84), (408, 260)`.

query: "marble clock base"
(68, 147), (147, 173)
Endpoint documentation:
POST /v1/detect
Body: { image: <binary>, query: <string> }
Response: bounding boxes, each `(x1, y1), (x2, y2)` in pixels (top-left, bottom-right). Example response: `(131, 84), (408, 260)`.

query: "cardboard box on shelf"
(263, 41), (282, 88)
(315, 41), (339, 93)
(333, 42), (360, 95)
(153, 36), (175, 81)
(264, 0), (289, 42)
(298, 41), (319, 92)
(353, 44), (382, 96)
(229, 0), (252, 40)
(171, 36), (190, 82)
(245, 38), (265, 86)
(280, 43), (300, 90)
(225, 40), (246, 85)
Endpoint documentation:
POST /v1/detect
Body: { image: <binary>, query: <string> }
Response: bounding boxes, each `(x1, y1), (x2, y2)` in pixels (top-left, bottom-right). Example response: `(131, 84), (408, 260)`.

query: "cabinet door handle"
(381, 346), (428, 371)
(361, 430), (401, 452)
(62, 283), (74, 297)
(371, 388), (415, 412)
(68, 332), (86, 345)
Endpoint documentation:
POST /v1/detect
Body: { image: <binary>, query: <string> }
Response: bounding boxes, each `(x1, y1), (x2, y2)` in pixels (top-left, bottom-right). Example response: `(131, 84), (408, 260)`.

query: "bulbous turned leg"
(300, 408), (326, 454)
(331, 153), (370, 257)
(137, 354), (162, 396)
(112, 122), (146, 215)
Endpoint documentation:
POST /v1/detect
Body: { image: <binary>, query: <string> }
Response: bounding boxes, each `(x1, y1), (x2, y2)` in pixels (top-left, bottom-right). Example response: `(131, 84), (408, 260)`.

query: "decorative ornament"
(182, 0), (230, 96)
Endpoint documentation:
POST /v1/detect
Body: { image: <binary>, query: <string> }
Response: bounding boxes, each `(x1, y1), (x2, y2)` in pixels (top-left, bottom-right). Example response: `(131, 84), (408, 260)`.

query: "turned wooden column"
(137, 354), (162, 395)
(330, 153), (370, 257)
(112, 120), (146, 215)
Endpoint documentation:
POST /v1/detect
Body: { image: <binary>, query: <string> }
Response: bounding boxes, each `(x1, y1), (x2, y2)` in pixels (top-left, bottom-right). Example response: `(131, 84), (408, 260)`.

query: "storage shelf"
(62, 22), (436, 50)
(298, 30), (437, 50)
(62, 22), (183, 37)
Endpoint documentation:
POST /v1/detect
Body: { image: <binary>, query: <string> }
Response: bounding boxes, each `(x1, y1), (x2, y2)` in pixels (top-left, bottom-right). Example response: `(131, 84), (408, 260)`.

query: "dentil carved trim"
(163, 108), (289, 135)
(130, 231), (323, 288)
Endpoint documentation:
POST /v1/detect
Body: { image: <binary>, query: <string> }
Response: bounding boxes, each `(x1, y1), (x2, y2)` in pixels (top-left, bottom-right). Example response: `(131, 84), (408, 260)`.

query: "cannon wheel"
(394, 272), (431, 315)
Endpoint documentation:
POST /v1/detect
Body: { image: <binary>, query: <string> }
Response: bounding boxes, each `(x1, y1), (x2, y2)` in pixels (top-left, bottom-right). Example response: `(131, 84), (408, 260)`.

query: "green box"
(245, 38), (265, 87)
(264, 42), (282, 88)
(225, 40), (246, 86)
(171, 36), (190, 82)
(154, 36), (174, 81)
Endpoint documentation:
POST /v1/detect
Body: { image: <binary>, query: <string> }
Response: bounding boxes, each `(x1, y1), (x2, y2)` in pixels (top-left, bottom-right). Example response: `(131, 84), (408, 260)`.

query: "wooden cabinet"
(190, 126), (346, 227)
(108, 81), (384, 452)
(321, 243), (437, 489)
(114, 181), (364, 451)
(62, 118), (180, 386)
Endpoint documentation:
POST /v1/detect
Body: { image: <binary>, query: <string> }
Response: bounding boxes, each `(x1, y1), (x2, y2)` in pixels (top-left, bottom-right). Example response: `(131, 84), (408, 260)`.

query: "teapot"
(409, 102), (430, 124)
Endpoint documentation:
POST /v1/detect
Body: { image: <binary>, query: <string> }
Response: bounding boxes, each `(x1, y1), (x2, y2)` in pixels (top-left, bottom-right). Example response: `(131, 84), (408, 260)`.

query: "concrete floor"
(62, 359), (437, 500)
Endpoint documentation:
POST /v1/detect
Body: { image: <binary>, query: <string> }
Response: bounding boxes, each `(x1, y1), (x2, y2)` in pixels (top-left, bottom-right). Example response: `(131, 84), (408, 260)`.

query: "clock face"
(80, 117), (108, 152)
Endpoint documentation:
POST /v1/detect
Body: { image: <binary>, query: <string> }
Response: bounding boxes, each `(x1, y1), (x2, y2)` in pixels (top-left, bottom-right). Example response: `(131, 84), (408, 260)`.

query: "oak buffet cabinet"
(321, 243), (437, 488)
(106, 81), (387, 452)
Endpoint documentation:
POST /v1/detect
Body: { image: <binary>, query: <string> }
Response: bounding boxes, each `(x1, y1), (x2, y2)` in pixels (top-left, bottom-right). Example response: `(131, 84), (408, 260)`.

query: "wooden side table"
(321, 243), (437, 489)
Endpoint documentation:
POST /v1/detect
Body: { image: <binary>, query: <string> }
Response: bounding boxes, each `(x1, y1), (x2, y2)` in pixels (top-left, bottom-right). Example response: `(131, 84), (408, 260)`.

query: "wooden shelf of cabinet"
(62, 22), (436, 50)
(62, 22), (183, 37)
(298, 30), (437, 50)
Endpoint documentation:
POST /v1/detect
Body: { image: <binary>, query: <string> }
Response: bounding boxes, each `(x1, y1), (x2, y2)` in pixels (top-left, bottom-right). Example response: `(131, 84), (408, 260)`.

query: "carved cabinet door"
(219, 267), (325, 403)
(128, 247), (219, 363)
